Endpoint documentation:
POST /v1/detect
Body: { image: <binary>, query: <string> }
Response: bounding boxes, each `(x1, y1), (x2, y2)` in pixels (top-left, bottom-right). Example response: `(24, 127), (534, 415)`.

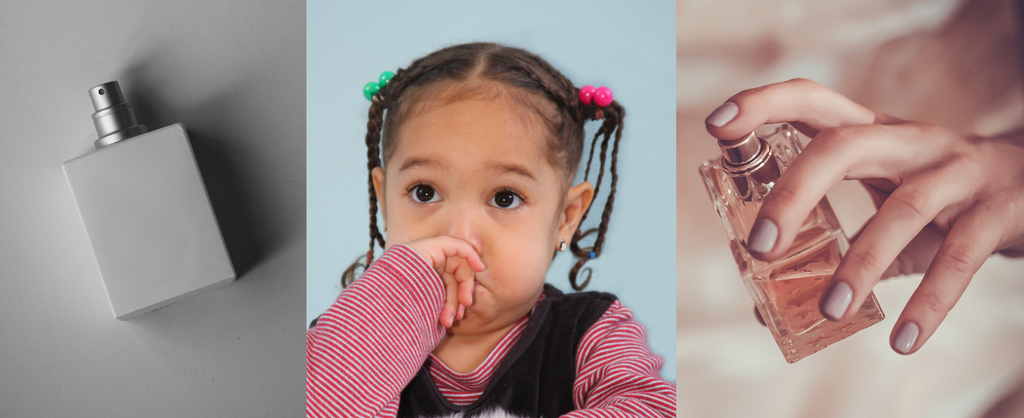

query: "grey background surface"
(0, 2), (305, 416)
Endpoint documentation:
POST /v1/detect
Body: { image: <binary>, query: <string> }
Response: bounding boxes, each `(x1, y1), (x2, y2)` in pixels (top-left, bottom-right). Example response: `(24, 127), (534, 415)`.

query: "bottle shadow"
(118, 61), (271, 280)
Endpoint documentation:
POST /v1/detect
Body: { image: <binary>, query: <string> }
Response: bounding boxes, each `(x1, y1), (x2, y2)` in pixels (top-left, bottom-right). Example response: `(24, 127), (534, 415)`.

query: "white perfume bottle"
(63, 81), (235, 320)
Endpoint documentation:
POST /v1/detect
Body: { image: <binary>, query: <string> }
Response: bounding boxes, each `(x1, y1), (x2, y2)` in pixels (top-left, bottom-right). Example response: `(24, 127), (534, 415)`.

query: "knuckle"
(732, 86), (768, 107)
(902, 121), (936, 134)
(814, 126), (857, 148)
(915, 123), (954, 142)
(915, 289), (952, 315)
(939, 243), (978, 277)
(951, 149), (985, 179)
(846, 246), (887, 275)
(784, 77), (819, 89)
(766, 183), (801, 209)
(887, 187), (932, 222)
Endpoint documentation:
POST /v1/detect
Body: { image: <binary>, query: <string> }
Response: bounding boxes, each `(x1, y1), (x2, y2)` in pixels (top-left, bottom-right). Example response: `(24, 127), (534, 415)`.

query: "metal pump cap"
(719, 131), (763, 166)
(90, 81), (147, 149)
(718, 130), (782, 191)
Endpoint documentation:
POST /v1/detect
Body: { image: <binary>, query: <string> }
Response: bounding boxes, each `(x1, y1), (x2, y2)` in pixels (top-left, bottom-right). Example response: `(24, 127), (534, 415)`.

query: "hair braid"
(592, 102), (624, 253)
(581, 124), (604, 183)
(340, 59), (460, 287)
(568, 101), (625, 290)
(341, 98), (387, 287)
(569, 109), (613, 256)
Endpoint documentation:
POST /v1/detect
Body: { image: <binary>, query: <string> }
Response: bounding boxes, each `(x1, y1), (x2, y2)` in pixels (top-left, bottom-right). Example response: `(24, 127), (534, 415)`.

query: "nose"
(443, 202), (484, 254)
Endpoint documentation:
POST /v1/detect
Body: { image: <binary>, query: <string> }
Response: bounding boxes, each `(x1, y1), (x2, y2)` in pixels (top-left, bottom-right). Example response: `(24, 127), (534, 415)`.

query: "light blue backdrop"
(307, 0), (677, 381)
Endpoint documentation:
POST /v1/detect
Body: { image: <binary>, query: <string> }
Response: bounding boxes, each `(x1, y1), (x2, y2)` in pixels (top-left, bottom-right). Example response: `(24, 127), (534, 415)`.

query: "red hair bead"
(578, 85), (596, 105)
(594, 86), (613, 107)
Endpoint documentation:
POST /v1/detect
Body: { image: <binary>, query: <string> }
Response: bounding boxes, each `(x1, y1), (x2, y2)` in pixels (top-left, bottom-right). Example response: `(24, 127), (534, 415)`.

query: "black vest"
(397, 284), (616, 418)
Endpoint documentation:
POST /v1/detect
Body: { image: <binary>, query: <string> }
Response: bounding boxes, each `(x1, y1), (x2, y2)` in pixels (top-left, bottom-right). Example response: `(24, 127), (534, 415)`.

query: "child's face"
(372, 92), (593, 336)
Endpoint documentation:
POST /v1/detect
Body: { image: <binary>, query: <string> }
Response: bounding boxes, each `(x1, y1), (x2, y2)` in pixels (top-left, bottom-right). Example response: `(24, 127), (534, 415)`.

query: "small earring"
(558, 239), (567, 252)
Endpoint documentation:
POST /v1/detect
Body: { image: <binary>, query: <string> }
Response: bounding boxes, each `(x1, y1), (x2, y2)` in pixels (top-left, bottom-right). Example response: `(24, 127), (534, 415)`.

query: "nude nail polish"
(698, 123), (883, 363)
(820, 280), (853, 320)
(706, 102), (739, 127)
(892, 322), (919, 354)
(63, 81), (235, 320)
(747, 218), (778, 255)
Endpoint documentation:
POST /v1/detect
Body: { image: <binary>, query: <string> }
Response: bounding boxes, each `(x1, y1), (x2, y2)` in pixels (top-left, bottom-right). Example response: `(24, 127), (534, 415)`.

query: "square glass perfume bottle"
(698, 123), (883, 363)
(63, 81), (234, 320)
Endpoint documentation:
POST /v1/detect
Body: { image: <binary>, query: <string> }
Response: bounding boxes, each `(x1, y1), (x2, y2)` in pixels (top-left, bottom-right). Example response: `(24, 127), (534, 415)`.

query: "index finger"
(435, 237), (486, 272)
(413, 236), (486, 273)
(748, 123), (924, 261)
(704, 78), (876, 141)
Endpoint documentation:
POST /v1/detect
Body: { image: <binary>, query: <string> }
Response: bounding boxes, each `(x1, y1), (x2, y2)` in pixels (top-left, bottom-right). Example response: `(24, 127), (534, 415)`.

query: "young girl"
(306, 43), (674, 417)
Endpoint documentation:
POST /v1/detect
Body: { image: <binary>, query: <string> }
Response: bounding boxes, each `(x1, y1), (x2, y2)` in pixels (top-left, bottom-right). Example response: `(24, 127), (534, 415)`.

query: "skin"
(371, 90), (594, 373)
(706, 78), (1024, 355)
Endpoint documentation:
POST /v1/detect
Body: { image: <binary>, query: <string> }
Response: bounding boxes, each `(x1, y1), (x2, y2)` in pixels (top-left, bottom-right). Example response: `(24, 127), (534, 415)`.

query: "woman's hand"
(403, 236), (486, 328)
(705, 78), (1024, 354)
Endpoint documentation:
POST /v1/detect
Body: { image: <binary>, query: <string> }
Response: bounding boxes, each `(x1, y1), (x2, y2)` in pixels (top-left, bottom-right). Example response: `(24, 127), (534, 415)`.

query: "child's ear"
(559, 181), (595, 240)
(371, 167), (387, 229)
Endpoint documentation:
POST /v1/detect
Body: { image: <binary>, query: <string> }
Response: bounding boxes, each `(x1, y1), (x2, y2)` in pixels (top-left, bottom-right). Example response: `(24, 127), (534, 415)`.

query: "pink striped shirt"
(427, 307), (533, 407)
(306, 244), (675, 417)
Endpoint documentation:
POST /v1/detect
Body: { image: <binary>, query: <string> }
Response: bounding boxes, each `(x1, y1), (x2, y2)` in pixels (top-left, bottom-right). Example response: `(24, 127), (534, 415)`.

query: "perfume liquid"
(63, 81), (234, 320)
(699, 123), (883, 363)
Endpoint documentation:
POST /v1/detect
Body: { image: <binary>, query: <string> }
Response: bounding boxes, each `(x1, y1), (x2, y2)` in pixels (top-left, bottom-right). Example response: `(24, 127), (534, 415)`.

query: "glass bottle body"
(699, 124), (883, 363)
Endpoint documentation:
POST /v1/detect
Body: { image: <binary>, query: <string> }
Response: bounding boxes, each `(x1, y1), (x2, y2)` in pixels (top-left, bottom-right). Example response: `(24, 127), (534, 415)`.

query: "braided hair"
(341, 43), (626, 291)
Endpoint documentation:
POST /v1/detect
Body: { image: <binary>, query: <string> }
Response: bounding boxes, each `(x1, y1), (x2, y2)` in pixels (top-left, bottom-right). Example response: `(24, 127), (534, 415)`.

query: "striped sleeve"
(565, 301), (676, 417)
(306, 244), (447, 418)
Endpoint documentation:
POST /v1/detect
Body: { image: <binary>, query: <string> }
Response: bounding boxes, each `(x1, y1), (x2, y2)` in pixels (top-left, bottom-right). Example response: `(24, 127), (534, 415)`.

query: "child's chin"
(447, 309), (496, 335)
(447, 317), (484, 335)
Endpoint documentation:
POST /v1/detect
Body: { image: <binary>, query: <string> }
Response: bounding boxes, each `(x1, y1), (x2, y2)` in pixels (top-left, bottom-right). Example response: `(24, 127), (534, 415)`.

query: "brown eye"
(490, 190), (522, 209)
(413, 185), (440, 203)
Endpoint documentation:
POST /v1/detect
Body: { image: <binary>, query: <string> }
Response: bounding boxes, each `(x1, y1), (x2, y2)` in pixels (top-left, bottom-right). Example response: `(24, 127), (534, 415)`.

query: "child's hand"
(403, 237), (486, 328)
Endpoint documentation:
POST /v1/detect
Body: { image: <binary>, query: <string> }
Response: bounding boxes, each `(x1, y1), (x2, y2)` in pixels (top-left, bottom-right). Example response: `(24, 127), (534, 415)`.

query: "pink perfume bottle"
(699, 123), (883, 363)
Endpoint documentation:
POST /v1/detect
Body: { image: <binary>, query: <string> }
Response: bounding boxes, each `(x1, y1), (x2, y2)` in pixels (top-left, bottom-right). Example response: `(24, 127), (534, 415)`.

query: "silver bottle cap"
(90, 81), (147, 149)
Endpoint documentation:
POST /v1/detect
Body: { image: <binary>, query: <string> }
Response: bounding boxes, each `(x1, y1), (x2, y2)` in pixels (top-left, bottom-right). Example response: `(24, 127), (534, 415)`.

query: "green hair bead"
(363, 82), (381, 101)
(379, 71), (395, 87)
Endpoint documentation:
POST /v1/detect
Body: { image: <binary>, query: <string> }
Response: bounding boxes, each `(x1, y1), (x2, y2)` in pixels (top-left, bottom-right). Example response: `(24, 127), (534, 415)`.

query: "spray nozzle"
(90, 81), (147, 149)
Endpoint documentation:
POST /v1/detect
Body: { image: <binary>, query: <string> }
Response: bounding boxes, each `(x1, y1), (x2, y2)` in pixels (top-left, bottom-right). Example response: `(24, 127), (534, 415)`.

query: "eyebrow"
(398, 157), (449, 173)
(397, 157), (537, 182)
(485, 162), (537, 182)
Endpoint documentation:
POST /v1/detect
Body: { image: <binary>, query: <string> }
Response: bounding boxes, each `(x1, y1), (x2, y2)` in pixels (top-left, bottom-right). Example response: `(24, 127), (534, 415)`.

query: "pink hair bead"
(578, 85), (596, 105)
(594, 86), (613, 107)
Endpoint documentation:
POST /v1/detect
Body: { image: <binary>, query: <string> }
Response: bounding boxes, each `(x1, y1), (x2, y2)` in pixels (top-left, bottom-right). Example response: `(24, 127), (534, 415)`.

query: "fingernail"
(706, 101), (739, 127)
(747, 218), (778, 255)
(820, 280), (852, 321)
(892, 322), (919, 354)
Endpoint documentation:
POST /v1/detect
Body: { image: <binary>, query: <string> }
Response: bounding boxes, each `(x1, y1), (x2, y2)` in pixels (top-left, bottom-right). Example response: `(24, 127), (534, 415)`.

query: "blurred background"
(677, 0), (1024, 416)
